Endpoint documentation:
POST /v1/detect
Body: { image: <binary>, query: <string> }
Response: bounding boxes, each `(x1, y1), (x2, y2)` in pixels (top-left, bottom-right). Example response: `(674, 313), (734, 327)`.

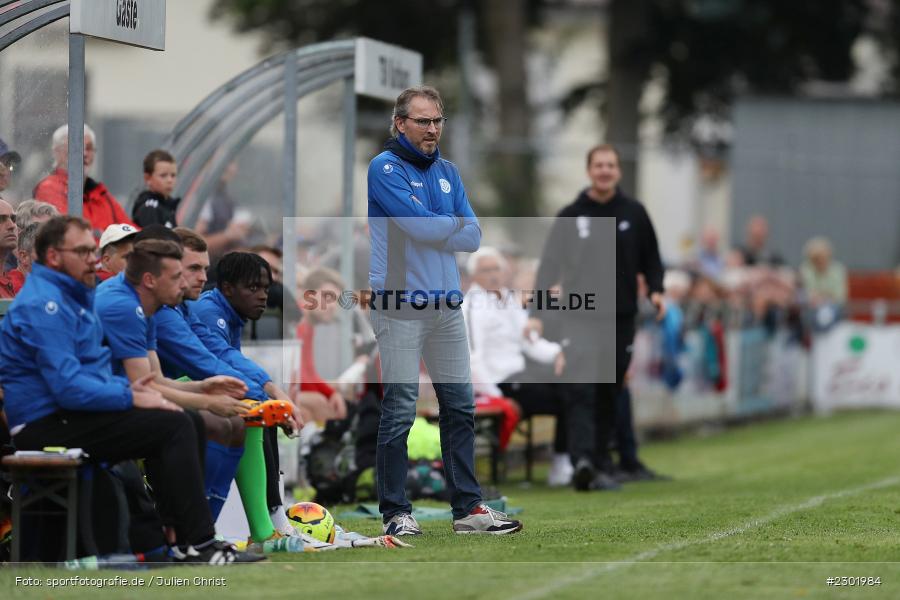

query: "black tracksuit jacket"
(534, 187), (664, 319)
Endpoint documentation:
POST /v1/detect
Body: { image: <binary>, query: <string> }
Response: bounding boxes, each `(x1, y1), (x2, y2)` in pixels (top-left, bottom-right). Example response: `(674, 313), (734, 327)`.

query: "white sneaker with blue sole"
(383, 513), (422, 536)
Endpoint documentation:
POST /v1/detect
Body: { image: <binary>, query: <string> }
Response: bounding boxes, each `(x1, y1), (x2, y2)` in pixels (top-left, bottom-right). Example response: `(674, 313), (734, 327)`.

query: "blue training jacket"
(191, 288), (271, 390)
(155, 303), (268, 400)
(94, 273), (157, 378)
(367, 135), (480, 311)
(0, 264), (132, 429)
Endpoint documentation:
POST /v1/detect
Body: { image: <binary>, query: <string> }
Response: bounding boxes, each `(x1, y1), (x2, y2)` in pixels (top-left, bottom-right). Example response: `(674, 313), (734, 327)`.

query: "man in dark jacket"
(528, 144), (666, 491)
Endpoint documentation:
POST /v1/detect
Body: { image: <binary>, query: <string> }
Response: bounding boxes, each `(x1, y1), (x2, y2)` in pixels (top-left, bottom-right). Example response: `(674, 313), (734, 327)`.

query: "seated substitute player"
(94, 239), (249, 418)
(192, 251), (301, 537)
(155, 227), (303, 546)
(0, 216), (260, 564)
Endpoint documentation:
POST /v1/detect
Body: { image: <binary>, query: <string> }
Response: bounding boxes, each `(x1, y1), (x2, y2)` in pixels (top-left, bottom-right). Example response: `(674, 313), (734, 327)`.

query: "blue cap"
(0, 137), (21, 170)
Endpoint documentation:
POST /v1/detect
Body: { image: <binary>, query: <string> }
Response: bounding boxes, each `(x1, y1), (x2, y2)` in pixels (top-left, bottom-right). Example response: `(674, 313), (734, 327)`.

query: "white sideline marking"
(516, 476), (900, 600)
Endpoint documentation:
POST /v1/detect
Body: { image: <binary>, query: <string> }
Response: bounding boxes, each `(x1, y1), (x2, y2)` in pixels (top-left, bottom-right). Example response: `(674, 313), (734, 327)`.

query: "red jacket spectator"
(0, 270), (16, 298)
(7, 269), (24, 295)
(33, 168), (134, 239)
(95, 269), (115, 282)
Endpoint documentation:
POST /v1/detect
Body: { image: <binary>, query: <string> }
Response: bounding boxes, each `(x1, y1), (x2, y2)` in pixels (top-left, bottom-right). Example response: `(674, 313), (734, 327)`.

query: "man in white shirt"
(463, 247), (571, 485)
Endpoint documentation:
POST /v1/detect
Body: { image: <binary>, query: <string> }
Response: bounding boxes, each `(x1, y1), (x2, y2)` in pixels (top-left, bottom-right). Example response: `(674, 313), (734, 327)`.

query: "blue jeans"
(370, 308), (483, 520)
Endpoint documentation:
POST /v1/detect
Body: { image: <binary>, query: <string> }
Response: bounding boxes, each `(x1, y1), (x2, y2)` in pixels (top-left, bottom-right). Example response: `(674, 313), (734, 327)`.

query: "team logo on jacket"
(382, 164), (394, 174)
(618, 220), (631, 232)
(135, 306), (144, 319)
(217, 318), (227, 330)
(44, 301), (59, 315)
(439, 178), (451, 193)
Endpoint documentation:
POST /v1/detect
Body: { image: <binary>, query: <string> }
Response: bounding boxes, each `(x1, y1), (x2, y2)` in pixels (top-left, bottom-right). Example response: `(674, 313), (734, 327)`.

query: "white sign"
(70, 0), (166, 51)
(811, 322), (900, 412)
(354, 38), (423, 102)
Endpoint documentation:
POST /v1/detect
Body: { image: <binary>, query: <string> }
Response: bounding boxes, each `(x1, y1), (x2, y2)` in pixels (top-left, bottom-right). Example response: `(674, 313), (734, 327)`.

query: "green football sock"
(235, 427), (275, 542)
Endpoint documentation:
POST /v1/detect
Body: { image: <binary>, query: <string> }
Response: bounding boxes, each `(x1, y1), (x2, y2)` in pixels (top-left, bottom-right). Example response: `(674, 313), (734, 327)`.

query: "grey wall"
(731, 98), (900, 270)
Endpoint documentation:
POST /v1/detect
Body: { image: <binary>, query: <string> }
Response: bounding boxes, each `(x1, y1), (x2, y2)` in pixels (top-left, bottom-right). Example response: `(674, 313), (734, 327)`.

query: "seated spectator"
(0, 199), (19, 298)
(695, 225), (725, 281)
(0, 137), (21, 197)
(800, 236), (847, 307)
(800, 236), (847, 331)
(15, 200), (59, 232)
(5, 200), (59, 273)
(132, 150), (180, 229)
(0, 216), (259, 564)
(32, 125), (134, 238)
(8, 223), (40, 294)
(96, 223), (139, 282)
(737, 215), (783, 267)
(463, 247), (570, 485)
(294, 267), (352, 422)
(252, 245), (283, 284)
(195, 161), (250, 267)
(249, 244), (300, 326)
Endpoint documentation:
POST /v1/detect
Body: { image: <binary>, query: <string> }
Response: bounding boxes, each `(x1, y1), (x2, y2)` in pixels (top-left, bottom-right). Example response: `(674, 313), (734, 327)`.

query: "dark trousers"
(615, 385), (640, 470)
(262, 426), (282, 510)
(562, 316), (636, 471)
(14, 409), (215, 547)
(498, 380), (566, 453)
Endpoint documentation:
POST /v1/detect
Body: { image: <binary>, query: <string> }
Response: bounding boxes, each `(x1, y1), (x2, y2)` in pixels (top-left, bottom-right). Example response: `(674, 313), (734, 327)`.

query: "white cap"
(99, 223), (138, 251)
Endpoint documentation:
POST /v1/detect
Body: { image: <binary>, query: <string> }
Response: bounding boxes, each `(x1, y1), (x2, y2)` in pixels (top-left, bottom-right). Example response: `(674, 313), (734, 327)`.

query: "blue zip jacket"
(0, 264), (132, 429)
(155, 303), (268, 400)
(94, 273), (157, 377)
(191, 288), (271, 389)
(368, 135), (480, 313)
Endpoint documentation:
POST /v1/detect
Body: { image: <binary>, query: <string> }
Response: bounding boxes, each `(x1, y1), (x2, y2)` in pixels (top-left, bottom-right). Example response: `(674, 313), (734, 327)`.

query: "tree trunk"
(483, 0), (538, 217)
(606, 0), (652, 196)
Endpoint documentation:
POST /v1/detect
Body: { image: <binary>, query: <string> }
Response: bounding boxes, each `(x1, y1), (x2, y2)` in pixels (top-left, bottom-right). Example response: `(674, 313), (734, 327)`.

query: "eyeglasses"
(0, 214), (16, 225)
(56, 246), (99, 260)
(404, 116), (447, 129)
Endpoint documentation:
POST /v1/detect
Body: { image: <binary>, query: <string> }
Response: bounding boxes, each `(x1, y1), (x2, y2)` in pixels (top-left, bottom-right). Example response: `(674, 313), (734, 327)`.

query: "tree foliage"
(211, 0), (897, 209)
(644, 0), (873, 133)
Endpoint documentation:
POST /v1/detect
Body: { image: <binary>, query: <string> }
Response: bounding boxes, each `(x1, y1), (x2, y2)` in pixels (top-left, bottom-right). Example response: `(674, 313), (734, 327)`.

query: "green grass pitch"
(5, 410), (900, 599)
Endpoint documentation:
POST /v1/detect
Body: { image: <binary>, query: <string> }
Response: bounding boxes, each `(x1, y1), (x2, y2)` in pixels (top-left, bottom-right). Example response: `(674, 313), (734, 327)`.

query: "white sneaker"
(452, 504), (522, 535)
(383, 513), (422, 536)
(547, 453), (574, 487)
(270, 506), (296, 537)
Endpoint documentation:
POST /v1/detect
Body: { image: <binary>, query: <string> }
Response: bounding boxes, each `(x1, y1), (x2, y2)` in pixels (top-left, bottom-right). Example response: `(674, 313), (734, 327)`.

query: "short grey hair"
(51, 124), (96, 151)
(16, 199), (59, 231)
(390, 86), (444, 137)
(466, 246), (508, 277)
(17, 222), (41, 254)
(804, 236), (833, 259)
